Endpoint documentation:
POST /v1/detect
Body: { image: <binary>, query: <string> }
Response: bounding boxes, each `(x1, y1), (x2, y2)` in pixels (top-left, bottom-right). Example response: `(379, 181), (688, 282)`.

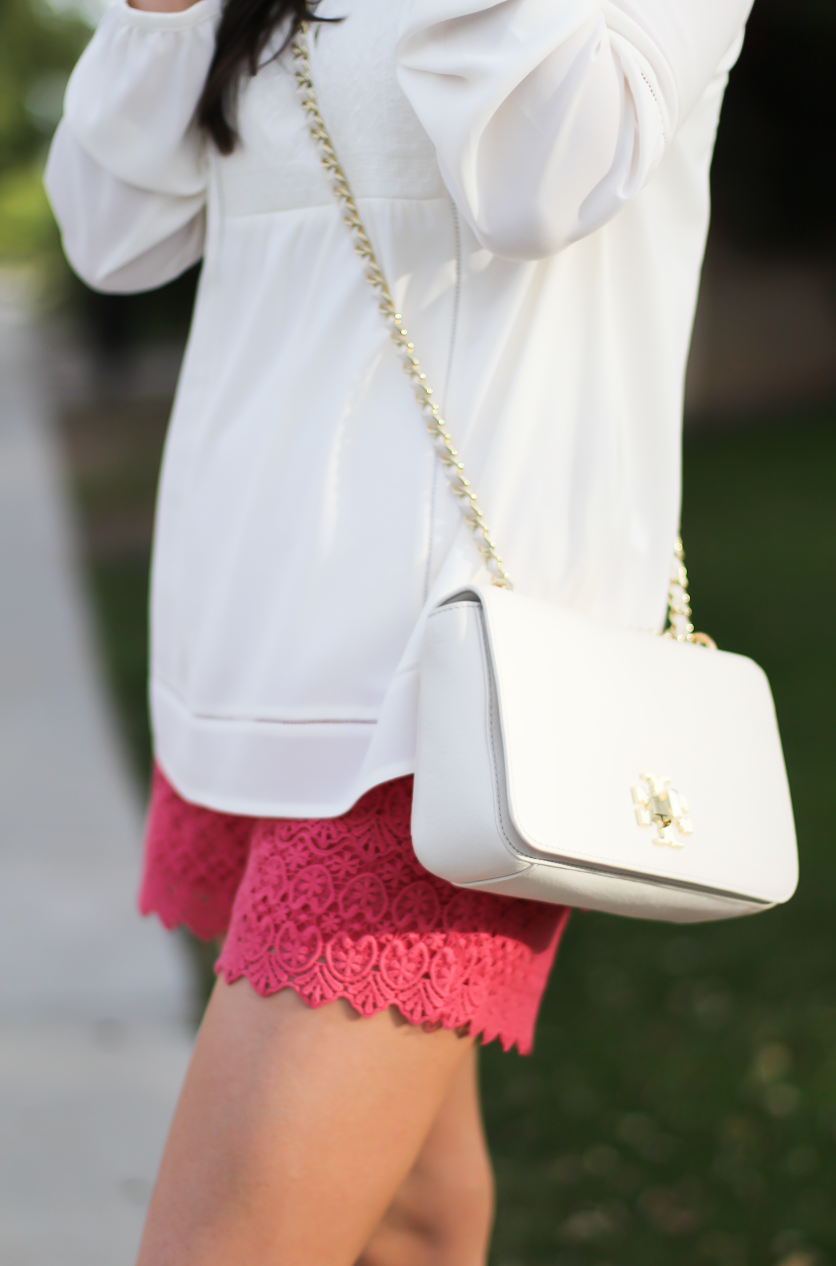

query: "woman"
(46, 0), (752, 1259)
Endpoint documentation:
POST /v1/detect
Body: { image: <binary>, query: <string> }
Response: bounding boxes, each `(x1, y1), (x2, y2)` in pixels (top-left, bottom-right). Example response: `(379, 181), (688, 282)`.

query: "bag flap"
(469, 584), (798, 905)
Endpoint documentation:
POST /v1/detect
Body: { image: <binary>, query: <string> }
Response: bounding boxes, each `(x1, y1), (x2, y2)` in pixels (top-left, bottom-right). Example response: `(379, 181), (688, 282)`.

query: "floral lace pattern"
(140, 767), (569, 1053)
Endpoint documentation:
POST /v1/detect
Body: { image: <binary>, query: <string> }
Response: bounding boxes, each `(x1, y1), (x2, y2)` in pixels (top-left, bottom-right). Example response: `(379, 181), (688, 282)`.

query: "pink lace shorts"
(139, 767), (570, 1053)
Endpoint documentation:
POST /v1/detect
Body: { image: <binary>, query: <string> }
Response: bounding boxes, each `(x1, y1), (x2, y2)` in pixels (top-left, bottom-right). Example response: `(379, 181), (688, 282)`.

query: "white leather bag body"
(411, 585), (798, 923)
(294, 30), (799, 924)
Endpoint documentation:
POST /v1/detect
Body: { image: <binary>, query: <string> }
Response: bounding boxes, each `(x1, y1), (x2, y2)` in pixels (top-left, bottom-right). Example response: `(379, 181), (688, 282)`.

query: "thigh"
(136, 978), (474, 1266)
(358, 1045), (495, 1266)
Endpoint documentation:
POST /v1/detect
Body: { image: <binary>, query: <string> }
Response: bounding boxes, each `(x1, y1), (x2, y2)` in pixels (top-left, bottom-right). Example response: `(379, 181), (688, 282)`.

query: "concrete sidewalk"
(0, 274), (195, 1266)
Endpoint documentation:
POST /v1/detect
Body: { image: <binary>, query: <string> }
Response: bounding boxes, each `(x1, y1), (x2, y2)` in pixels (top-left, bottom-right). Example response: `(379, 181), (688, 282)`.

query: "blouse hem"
(150, 672), (420, 818)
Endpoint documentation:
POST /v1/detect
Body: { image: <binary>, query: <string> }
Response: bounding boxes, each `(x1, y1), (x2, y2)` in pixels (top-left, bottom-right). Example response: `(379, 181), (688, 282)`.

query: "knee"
(435, 1161), (495, 1248)
(359, 1162), (494, 1266)
(428, 1168), (495, 1261)
(446, 1140), (497, 1257)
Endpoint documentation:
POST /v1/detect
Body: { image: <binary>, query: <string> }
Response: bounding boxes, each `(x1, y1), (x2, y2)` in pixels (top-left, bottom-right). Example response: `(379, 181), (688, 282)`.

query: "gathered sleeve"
(395, 0), (752, 260)
(44, 0), (220, 293)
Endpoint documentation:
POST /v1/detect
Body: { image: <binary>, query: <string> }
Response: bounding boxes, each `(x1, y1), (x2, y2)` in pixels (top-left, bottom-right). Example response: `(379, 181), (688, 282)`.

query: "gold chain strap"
(292, 25), (512, 589)
(292, 24), (714, 642)
(666, 539), (716, 648)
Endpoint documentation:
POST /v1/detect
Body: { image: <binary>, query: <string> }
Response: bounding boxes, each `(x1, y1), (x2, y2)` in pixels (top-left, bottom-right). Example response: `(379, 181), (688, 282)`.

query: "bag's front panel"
(481, 587), (798, 907)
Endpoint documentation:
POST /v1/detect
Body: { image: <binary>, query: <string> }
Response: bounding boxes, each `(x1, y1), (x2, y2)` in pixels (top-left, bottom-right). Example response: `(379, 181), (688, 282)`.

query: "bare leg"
(357, 1044), (494, 1266)
(136, 978), (476, 1266)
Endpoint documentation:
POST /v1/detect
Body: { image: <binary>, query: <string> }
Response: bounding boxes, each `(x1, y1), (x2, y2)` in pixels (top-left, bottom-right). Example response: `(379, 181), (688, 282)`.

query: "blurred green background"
(2, 1), (836, 1263)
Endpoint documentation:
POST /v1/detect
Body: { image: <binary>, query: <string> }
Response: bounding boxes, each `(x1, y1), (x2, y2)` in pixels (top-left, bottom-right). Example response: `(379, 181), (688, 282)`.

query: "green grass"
(84, 411), (836, 1266)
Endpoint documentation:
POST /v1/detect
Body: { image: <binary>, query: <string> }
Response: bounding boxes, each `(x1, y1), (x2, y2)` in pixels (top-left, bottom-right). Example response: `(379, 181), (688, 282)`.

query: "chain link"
(292, 25), (512, 589)
(663, 538), (716, 648)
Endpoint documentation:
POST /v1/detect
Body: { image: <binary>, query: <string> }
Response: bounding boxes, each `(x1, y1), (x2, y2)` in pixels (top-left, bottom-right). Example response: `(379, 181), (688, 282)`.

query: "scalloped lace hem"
(217, 963), (527, 1053)
(140, 767), (569, 1055)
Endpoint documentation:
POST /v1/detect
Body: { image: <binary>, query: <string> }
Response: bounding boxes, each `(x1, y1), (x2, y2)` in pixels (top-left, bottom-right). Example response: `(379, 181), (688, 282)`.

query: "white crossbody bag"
(294, 30), (798, 924)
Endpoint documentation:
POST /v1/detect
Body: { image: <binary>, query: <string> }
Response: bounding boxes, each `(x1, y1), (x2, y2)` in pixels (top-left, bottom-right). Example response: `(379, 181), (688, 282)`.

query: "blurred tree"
(0, 0), (88, 174)
(0, 0), (89, 258)
(0, 0), (199, 343)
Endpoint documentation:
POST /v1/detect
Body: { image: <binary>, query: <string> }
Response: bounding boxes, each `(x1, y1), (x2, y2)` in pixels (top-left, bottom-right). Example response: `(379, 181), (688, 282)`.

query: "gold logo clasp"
(631, 774), (693, 848)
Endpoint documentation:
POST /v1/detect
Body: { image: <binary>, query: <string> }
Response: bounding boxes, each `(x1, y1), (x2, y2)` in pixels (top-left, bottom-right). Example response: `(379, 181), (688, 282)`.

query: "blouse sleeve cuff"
(114, 0), (221, 33)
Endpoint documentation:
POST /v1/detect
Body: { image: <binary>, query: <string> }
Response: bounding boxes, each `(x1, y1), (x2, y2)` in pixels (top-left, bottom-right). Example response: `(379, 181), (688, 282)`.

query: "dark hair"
(196, 0), (329, 155)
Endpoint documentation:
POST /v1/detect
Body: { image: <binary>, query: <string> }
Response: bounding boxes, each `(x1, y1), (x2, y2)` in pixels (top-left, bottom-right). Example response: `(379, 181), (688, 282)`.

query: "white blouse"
(45, 0), (751, 817)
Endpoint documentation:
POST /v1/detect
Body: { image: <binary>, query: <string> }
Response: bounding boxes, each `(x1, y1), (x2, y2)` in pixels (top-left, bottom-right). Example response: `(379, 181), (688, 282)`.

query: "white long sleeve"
(45, 121), (206, 291)
(396, 0), (751, 258)
(44, 0), (219, 292)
